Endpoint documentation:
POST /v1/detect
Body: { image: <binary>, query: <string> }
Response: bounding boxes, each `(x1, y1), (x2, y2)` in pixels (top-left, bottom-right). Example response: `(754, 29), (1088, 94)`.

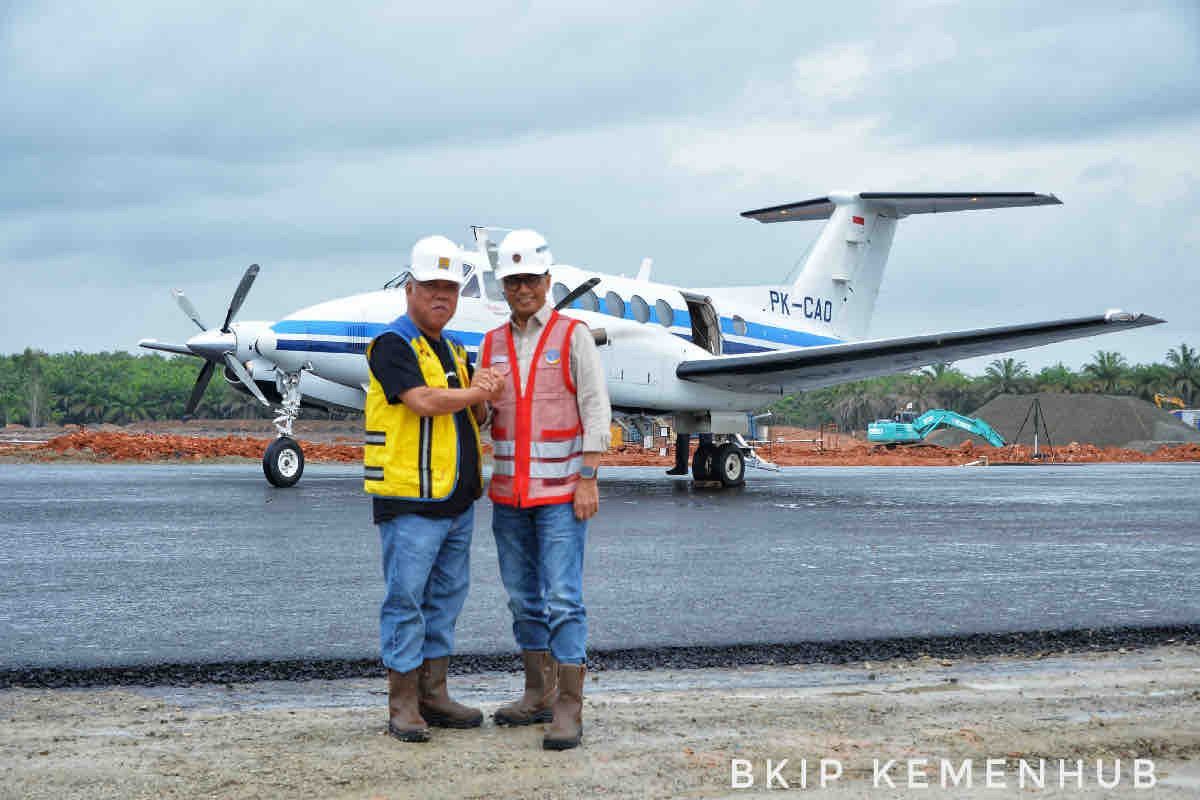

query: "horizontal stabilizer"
(742, 192), (1061, 223)
(676, 312), (1163, 395)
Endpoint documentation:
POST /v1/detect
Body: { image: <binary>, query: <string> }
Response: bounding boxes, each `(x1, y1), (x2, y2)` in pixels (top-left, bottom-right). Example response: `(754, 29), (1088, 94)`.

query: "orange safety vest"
(481, 311), (584, 507)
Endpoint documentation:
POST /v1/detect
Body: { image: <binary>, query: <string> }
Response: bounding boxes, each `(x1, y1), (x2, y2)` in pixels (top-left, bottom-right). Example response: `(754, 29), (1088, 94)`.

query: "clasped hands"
(471, 367), (505, 401)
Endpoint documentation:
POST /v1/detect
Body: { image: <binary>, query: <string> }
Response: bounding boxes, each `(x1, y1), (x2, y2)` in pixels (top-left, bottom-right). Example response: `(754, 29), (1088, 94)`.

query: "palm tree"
(1127, 363), (1170, 402)
(1083, 350), (1129, 394)
(922, 362), (970, 411)
(1035, 362), (1079, 393)
(1166, 343), (1200, 404)
(984, 358), (1031, 397)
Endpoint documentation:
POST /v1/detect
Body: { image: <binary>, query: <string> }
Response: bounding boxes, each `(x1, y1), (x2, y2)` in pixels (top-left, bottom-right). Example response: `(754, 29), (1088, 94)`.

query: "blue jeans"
(378, 507), (474, 673)
(492, 502), (588, 664)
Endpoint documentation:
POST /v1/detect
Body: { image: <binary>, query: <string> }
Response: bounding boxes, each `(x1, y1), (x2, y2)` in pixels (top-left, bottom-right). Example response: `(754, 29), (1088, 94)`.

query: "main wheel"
(691, 444), (717, 482)
(263, 436), (304, 488)
(714, 443), (746, 488)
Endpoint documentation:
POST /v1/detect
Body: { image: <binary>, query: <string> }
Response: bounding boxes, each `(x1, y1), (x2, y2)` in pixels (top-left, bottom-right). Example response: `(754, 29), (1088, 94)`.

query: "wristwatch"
(579, 465), (598, 480)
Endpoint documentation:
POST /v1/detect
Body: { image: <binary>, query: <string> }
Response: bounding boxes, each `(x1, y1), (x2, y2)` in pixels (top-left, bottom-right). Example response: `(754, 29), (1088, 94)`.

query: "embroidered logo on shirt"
(544, 348), (561, 365)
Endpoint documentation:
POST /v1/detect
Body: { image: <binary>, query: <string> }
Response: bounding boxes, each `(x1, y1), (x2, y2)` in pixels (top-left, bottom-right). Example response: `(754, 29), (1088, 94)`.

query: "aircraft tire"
(263, 436), (305, 488)
(715, 443), (746, 488)
(691, 444), (717, 482)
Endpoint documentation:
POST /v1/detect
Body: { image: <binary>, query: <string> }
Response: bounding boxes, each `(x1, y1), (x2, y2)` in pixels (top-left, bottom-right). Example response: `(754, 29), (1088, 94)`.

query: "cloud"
(1, 1), (1197, 371)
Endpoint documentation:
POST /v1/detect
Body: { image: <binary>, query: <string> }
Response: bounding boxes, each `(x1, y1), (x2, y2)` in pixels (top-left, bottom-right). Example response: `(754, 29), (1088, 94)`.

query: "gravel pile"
(929, 392), (1200, 448)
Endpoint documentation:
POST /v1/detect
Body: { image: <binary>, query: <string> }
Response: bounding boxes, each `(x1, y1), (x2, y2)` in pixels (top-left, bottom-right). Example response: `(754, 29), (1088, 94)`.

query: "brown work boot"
(543, 663), (585, 750)
(387, 668), (430, 743)
(418, 657), (483, 728)
(494, 650), (557, 726)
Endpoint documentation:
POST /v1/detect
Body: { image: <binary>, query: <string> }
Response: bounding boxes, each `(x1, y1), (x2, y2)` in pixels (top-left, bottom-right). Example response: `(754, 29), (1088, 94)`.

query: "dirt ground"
(3, 645), (1198, 799)
(2, 423), (1198, 467)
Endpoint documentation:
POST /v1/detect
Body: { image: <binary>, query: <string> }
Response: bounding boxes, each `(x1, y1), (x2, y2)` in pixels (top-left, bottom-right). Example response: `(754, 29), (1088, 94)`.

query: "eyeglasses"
(502, 273), (547, 290)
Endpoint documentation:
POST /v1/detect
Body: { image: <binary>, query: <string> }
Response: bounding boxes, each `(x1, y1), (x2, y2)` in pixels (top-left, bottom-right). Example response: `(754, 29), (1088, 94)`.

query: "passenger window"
(579, 289), (599, 312)
(732, 315), (747, 336)
(605, 291), (625, 318)
(655, 299), (674, 327)
(552, 282), (569, 306)
(460, 275), (480, 298)
(630, 295), (650, 323)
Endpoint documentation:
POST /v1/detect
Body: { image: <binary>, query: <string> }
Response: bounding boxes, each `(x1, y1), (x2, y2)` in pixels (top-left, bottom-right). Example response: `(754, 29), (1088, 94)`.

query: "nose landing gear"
(263, 370), (306, 488)
(263, 436), (304, 487)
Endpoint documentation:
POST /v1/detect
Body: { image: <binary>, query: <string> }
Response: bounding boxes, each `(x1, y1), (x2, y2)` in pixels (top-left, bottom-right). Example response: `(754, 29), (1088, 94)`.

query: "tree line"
(0, 350), (273, 426)
(0, 345), (1196, 430)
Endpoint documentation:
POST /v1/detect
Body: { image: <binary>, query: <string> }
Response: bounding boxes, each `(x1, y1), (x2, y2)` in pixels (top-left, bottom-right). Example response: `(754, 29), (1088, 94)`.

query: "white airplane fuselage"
(236, 262), (831, 415)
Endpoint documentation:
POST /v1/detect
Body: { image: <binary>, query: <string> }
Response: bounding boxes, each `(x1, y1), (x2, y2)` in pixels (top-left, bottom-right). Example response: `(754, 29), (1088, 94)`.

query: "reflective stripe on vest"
(482, 311), (584, 507)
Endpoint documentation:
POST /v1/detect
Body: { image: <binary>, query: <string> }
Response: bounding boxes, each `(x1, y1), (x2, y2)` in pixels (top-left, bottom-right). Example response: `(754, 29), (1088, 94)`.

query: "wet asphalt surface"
(1, 462), (1197, 686)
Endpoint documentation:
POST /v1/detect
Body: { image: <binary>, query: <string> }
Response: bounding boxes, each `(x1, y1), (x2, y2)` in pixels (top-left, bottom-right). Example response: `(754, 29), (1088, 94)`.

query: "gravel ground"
(2, 642), (1198, 799)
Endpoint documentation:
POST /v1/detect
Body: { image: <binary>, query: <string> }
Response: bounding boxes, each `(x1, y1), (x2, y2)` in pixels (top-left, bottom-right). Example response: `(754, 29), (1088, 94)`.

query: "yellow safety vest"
(363, 315), (481, 501)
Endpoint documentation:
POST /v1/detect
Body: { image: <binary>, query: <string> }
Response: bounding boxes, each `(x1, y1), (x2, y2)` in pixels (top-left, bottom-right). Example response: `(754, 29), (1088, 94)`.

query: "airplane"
(139, 190), (1164, 488)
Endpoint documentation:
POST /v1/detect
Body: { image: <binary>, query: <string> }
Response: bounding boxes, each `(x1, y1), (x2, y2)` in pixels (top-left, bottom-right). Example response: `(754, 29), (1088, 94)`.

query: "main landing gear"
(691, 439), (747, 488)
(263, 370), (305, 488)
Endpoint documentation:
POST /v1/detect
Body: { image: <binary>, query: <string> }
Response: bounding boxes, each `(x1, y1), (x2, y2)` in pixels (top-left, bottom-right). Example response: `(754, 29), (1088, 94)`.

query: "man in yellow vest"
(364, 235), (503, 743)
(480, 229), (612, 750)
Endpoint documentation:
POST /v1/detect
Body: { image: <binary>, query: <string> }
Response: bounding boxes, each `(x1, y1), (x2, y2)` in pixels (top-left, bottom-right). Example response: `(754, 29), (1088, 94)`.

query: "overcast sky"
(2, 1), (1197, 373)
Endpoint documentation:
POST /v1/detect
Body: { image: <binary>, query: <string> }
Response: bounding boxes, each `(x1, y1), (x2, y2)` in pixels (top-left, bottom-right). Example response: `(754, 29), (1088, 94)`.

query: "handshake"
(471, 366), (506, 401)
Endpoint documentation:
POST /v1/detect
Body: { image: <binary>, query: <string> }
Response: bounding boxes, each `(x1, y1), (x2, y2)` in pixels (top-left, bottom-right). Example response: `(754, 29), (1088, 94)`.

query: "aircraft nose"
(186, 329), (236, 361)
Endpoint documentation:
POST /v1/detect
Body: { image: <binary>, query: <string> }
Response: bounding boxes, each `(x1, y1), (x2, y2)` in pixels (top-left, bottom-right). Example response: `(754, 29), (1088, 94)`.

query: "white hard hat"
(495, 229), (553, 280)
(409, 235), (466, 284)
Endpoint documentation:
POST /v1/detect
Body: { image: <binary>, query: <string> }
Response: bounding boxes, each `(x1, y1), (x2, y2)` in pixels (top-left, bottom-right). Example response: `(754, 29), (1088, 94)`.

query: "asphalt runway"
(1, 462), (1197, 672)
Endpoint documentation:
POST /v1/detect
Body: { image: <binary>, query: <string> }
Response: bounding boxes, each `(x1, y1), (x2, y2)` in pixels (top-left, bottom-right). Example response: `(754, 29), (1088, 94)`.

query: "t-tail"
(741, 191), (1062, 341)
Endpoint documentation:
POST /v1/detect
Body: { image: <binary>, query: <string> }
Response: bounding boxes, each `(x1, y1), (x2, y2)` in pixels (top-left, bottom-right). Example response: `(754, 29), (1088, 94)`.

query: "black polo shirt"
(367, 332), (482, 523)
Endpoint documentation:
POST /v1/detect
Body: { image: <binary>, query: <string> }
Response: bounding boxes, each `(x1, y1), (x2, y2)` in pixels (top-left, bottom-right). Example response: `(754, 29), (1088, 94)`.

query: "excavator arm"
(912, 410), (1006, 447)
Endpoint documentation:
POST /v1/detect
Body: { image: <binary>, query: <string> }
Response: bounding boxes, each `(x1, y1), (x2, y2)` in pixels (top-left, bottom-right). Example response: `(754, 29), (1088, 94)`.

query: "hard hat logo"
(437, 257), (450, 270)
(513, 253), (522, 263)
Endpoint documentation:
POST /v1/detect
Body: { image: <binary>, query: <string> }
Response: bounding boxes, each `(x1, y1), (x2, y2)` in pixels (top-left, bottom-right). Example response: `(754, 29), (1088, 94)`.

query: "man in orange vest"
(480, 229), (611, 750)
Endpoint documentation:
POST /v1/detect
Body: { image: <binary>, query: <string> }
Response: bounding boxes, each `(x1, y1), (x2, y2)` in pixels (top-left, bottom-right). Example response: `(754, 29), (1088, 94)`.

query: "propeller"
(222, 264), (259, 332)
(184, 361), (216, 418)
(554, 277), (601, 311)
(170, 264), (270, 418)
(221, 352), (271, 407)
(172, 290), (207, 331)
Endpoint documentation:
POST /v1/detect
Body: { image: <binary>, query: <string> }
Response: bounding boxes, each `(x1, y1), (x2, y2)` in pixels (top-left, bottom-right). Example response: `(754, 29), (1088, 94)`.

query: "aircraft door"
(681, 292), (722, 355)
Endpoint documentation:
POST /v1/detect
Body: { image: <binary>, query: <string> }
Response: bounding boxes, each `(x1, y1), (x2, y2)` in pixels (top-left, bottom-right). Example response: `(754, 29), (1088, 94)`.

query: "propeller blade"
(184, 361), (216, 417)
(173, 290), (207, 331)
(222, 264), (260, 333)
(554, 277), (601, 311)
(138, 339), (197, 357)
(222, 352), (272, 407)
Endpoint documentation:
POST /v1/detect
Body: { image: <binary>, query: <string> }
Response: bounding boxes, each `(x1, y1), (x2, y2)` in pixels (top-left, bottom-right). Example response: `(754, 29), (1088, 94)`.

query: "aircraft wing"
(675, 312), (1164, 395)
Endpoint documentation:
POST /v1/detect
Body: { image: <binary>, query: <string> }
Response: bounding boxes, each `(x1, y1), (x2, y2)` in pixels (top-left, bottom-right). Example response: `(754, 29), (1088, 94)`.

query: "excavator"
(1154, 393), (1186, 410)
(868, 405), (1006, 448)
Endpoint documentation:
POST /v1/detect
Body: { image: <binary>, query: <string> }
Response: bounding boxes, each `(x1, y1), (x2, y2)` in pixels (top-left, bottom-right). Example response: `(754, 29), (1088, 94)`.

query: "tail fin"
(742, 192), (1061, 341)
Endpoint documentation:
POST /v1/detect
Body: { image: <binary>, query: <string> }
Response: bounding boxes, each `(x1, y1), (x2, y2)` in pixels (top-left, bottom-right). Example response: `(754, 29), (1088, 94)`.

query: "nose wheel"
(263, 436), (305, 488)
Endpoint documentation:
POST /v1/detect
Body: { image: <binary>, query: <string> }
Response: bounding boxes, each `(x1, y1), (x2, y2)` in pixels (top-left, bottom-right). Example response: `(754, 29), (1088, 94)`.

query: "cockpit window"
(481, 271), (500, 300)
(460, 274), (480, 298)
(552, 282), (569, 306)
(384, 270), (411, 290)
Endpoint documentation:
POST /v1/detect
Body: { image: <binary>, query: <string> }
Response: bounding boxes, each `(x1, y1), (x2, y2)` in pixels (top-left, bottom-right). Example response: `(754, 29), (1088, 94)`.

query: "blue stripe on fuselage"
(272, 312), (839, 356)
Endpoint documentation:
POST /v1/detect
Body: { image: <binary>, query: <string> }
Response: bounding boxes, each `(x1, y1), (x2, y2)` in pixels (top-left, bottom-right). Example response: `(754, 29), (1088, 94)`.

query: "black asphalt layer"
(2, 463), (1197, 684)
(1, 624), (1196, 689)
